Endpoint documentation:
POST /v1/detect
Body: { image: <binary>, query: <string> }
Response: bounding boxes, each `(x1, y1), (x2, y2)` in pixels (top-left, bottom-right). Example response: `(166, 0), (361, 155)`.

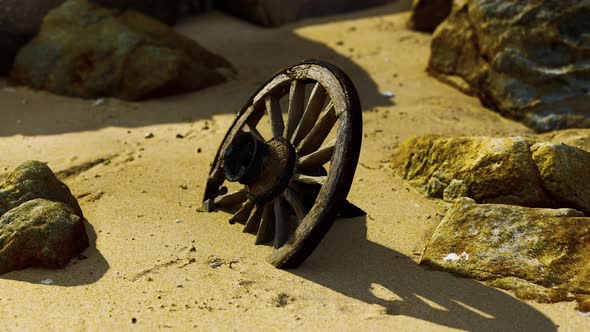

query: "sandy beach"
(1, 2), (588, 330)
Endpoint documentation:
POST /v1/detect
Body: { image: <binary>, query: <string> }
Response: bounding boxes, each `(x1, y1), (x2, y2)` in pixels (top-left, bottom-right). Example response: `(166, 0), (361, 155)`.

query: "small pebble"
(132, 318), (137, 324)
(175, 133), (185, 139)
(40, 278), (53, 285)
(197, 148), (202, 153)
(144, 132), (154, 139)
(180, 185), (188, 190)
(175, 219), (182, 224)
(93, 98), (105, 106)
(382, 91), (395, 98)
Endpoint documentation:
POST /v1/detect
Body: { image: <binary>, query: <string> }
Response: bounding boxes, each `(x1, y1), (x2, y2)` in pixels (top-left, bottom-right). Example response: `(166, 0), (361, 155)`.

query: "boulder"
(214, 0), (395, 27)
(0, 0), (207, 76)
(10, 0), (232, 100)
(391, 135), (590, 214)
(407, 0), (453, 32)
(428, 0), (590, 132)
(0, 199), (88, 275)
(420, 198), (590, 304)
(0, 161), (82, 217)
(391, 135), (553, 207)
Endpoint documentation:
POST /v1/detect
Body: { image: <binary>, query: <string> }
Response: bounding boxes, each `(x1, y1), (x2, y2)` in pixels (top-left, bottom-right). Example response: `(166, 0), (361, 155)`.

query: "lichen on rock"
(391, 135), (553, 207)
(420, 198), (590, 304)
(391, 135), (590, 214)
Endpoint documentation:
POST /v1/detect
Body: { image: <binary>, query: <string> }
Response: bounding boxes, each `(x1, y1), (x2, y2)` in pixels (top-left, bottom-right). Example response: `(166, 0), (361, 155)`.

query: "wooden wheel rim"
(202, 60), (362, 268)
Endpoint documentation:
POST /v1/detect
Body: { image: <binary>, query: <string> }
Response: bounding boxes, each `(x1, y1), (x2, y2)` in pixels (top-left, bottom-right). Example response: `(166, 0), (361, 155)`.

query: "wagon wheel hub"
(223, 132), (297, 204)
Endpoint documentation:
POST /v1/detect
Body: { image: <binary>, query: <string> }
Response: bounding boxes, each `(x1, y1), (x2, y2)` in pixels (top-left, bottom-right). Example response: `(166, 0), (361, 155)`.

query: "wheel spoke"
(214, 189), (248, 208)
(292, 83), (328, 146)
(266, 95), (284, 138)
(297, 102), (337, 157)
(298, 138), (336, 170)
(283, 80), (306, 141)
(283, 187), (306, 220)
(273, 198), (292, 248)
(293, 173), (327, 186)
(243, 204), (263, 234)
(244, 123), (265, 142)
(229, 200), (255, 225)
(255, 202), (276, 245)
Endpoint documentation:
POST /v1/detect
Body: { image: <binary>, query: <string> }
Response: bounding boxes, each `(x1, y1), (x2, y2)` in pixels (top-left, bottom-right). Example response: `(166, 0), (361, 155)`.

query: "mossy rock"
(10, 0), (232, 100)
(391, 135), (553, 207)
(0, 161), (82, 217)
(392, 135), (590, 214)
(0, 199), (89, 275)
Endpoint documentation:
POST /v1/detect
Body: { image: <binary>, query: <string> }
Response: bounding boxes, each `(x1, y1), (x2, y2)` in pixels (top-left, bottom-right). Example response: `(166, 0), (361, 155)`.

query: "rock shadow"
(292, 216), (557, 331)
(0, 1), (410, 137)
(0, 219), (109, 286)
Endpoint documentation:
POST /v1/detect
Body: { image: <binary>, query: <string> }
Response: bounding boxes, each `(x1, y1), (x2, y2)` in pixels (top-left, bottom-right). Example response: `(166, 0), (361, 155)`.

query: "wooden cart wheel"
(202, 60), (362, 269)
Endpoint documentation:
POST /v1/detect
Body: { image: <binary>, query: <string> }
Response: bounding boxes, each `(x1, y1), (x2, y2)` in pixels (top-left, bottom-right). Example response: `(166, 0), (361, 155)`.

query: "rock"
(10, 0), (232, 100)
(536, 129), (590, 153)
(420, 198), (590, 303)
(428, 0), (590, 132)
(392, 135), (590, 214)
(0, 199), (88, 275)
(443, 179), (468, 202)
(531, 142), (590, 215)
(214, 0), (396, 27)
(0, 0), (207, 76)
(391, 135), (553, 207)
(407, 0), (453, 32)
(0, 161), (82, 217)
(426, 177), (446, 198)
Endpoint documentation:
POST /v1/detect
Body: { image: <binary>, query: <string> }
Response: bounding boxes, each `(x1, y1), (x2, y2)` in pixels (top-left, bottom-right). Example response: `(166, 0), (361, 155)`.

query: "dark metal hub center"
(223, 132), (297, 203)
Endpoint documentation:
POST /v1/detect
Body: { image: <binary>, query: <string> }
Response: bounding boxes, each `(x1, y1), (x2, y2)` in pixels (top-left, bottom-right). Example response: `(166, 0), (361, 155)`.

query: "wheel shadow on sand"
(0, 1), (411, 137)
(0, 219), (109, 286)
(293, 216), (557, 332)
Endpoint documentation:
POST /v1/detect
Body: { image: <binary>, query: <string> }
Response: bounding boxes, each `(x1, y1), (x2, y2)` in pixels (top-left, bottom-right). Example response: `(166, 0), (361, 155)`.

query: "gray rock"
(10, 0), (232, 100)
(0, 161), (82, 217)
(407, 0), (453, 32)
(0, 199), (88, 275)
(214, 0), (396, 27)
(428, 0), (590, 132)
(443, 179), (468, 202)
(420, 198), (590, 304)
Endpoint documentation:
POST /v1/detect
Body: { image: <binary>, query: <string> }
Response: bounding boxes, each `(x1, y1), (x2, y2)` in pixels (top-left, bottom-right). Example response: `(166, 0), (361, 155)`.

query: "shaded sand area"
(0, 2), (588, 330)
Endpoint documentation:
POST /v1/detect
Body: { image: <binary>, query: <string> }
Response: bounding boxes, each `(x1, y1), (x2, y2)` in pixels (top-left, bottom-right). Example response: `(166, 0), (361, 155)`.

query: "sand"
(0, 2), (588, 330)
